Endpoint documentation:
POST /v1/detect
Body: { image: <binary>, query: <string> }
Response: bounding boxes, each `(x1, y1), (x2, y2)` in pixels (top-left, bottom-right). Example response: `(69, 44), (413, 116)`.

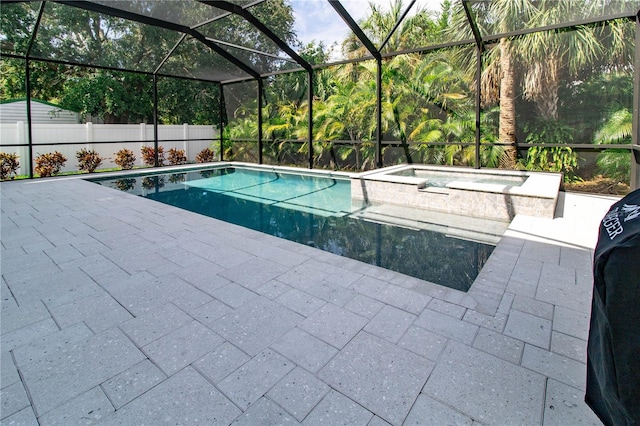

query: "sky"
(290, 0), (442, 59)
(291, 0), (392, 56)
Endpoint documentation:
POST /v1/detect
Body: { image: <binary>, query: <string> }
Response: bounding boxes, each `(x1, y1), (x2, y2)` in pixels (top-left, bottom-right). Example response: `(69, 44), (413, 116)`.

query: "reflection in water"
(141, 176), (165, 190)
(168, 173), (186, 184)
(114, 178), (136, 191)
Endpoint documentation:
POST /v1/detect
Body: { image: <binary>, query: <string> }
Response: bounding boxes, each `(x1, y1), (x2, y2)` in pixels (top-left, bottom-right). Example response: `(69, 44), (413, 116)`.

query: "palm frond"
(595, 109), (632, 144)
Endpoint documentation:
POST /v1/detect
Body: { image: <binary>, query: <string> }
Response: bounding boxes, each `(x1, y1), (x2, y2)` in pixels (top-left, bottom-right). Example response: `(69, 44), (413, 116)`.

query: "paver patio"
(1, 175), (614, 425)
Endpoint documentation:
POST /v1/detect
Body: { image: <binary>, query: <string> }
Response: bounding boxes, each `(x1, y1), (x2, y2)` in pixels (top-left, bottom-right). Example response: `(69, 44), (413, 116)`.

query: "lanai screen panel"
(309, 60), (378, 170)
(477, 19), (636, 183)
(387, 46), (477, 166)
(29, 2), (182, 72)
(218, 43), (300, 75)
(87, 0), (230, 28)
(159, 36), (253, 82)
(154, 76), (221, 162)
(245, 0), (363, 67)
(0, 1), (43, 57)
(198, 9), (296, 75)
(245, 0), (299, 46)
(470, 0), (639, 39)
(523, 22), (635, 185)
(156, 77), (221, 126)
(0, 57), (29, 176)
(339, 0), (473, 55)
(261, 70), (310, 166)
(224, 80), (260, 162)
(288, 0), (369, 63)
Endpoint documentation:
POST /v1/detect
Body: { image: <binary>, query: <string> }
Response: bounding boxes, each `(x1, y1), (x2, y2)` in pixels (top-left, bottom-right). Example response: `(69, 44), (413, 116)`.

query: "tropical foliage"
(223, 0), (633, 186)
(594, 108), (633, 182)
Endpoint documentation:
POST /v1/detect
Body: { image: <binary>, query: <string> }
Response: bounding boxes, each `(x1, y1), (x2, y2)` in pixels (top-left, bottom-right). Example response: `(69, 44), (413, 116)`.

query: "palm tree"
(446, 0), (629, 169)
(225, 106), (259, 162)
(322, 77), (377, 170)
(360, 0), (441, 52)
(261, 101), (311, 165)
(447, 0), (538, 168)
(339, 1), (474, 167)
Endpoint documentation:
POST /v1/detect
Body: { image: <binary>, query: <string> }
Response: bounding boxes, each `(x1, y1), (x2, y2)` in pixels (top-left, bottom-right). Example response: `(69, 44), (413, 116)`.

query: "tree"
(446, 0), (631, 170)
(1, 0), (297, 125)
(0, 59), (27, 100)
(0, 58), (74, 103)
(0, 1), (40, 55)
(361, 0), (442, 51)
(446, 0), (538, 168)
(157, 78), (220, 125)
(61, 70), (153, 123)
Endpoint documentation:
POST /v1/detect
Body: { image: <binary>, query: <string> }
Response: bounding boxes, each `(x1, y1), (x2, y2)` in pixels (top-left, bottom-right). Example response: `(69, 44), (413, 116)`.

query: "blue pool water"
(90, 166), (495, 291)
(185, 169), (353, 216)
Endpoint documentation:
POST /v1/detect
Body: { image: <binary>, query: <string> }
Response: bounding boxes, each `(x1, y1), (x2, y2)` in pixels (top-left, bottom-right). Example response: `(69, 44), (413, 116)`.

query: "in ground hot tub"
(351, 164), (562, 221)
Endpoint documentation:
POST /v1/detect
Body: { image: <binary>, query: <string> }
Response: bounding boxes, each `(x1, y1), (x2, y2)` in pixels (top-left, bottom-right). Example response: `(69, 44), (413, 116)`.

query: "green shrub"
(520, 119), (578, 181)
(594, 108), (632, 183)
(596, 149), (630, 183)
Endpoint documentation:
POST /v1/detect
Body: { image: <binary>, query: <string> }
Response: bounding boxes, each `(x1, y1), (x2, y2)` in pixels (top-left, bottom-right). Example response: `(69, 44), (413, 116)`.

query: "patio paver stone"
(0, 177), (614, 425)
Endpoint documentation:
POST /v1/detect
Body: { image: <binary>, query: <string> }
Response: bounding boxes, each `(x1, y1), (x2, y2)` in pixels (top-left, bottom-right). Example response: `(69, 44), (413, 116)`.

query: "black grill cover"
(586, 189), (640, 426)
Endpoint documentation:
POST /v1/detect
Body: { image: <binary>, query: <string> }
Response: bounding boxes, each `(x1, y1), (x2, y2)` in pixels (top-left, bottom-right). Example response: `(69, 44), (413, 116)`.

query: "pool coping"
(83, 161), (356, 182)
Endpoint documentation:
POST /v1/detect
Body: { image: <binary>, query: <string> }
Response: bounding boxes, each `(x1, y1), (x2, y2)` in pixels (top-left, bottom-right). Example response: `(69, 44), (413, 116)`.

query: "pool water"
(90, 167), (496, 291)
(185, 168), (353, 216)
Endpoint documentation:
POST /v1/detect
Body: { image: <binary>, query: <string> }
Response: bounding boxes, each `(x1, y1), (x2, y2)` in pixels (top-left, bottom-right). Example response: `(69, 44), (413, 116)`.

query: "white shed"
(0, 99), (80, 124)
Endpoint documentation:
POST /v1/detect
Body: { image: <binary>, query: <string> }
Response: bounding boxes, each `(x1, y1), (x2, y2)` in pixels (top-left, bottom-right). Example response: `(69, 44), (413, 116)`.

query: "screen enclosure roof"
(1, 0), (639, 84)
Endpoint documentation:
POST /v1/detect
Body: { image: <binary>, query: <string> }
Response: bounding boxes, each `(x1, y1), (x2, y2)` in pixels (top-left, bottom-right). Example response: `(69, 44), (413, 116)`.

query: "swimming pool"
(90, 165), (499, 291)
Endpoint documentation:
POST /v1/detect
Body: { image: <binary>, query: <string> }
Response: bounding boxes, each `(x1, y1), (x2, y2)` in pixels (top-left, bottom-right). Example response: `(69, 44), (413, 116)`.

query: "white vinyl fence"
(0, 122), (219, 176)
